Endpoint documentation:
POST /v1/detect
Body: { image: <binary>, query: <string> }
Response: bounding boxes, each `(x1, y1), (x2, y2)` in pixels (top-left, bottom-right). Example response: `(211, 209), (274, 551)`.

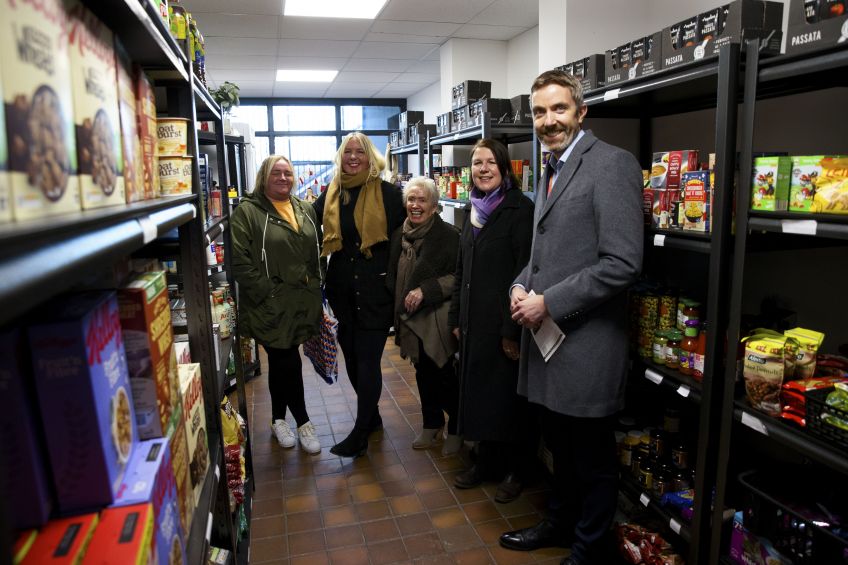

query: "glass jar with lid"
(652, 330), (668, 365)
(665, 329), (682, 369)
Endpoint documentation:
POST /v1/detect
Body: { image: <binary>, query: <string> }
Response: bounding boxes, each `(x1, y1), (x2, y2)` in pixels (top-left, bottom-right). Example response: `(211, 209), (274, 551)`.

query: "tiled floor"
(245, 340), (570, 564)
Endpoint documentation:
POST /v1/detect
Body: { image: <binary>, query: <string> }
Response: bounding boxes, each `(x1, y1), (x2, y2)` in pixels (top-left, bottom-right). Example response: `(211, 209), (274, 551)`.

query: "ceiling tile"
(421, 46), (440, 60)
(342, 58), (415, 72)
(334, 71), (401, 83)
(230, 80), (276, 97)
(378, 0), (495, 24)
(273, 82), (330, 97)
(278, 38), (361, 58)
(370, 20), (462, 36)
(207, 55), (278, 70)
(468, 0), (539, 28)
(453, 23), (528, 41)
(191, 13), (279, 38)
(410, 59), (439, 74)
(323, 84), (383, 97)
(364, 32), (446, 44)
(393, 72), (438, 84)
(278, 16), (373, 41)
(374, 84), (420, 97)
(180, 0), (282, 15)
(208, 69), (276, 82)
(205, 37), (278, 56)
(353, 41), (436, 60)
(276, 56), (351, 70)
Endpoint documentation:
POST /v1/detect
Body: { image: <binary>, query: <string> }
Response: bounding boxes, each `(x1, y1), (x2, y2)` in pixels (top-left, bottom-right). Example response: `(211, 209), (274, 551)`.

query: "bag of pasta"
(784, 327), (825, 379)
(743, 331), (799, 417)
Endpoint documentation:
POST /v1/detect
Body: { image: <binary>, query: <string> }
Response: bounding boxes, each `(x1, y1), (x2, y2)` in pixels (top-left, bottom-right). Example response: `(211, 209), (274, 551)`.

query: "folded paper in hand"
(528, 290), (565, 362)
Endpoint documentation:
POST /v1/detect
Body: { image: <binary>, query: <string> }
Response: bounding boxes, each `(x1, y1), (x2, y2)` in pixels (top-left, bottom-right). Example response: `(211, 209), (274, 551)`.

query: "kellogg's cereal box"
(67, 1), (124, 209)
(135, 69), (160, 199)
(118, 271), (180, 440)
(1, 0), (80, 220)
(179, 363), (208, 508)
(19, 513), (99, 565)
(115, 38), (143, 203)
(168, 403), (194, 535)
(82, 503), (154, 565)
(683, 170), (711, 232)
(29, 291), (137, 512)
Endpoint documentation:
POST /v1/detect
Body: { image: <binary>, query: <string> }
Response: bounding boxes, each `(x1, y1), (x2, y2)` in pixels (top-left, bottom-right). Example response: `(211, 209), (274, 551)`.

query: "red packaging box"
(19, 514), (99, 565)
(82, 503), (154, 565)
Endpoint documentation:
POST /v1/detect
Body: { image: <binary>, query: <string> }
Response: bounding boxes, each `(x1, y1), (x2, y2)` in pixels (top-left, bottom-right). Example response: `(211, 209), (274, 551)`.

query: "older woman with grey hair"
(387, 177), (462, 455)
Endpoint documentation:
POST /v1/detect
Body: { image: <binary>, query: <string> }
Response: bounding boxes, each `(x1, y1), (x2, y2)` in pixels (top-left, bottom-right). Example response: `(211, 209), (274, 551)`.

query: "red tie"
(547, 162), (557, 196)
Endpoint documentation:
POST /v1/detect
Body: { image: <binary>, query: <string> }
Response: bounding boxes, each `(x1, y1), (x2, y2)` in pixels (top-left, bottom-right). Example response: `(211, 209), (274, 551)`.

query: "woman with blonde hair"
(314, 132), (405, 457)
(230, 154), (323, 454)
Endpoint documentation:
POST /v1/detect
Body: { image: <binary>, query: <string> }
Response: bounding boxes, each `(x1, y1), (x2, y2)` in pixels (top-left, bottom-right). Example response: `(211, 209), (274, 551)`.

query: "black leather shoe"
(369, 414), (383, 433)
(330, 430), (368, 458)
(494, 472), (523, 503)
(453, 465), (484, 489)
(499, 519), (570, 551)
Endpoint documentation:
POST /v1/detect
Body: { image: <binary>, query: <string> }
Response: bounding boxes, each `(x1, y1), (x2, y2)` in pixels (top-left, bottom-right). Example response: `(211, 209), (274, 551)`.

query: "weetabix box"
(19, 513), (99, 565)
(661, 0), (784, 71)
(118, 271), (180, 440)
(82, 503), (154, 565)
(135, 69), (160, 200)
(1, 0), (80, 220)
(179, 363), (208, 508)
(0, 329), (52, 529)
(168, 404), (194, 535)
(786, 0), (848, 55)
(29, 291), (138, 513)
(605, 33), (662, 86)
(751, 155), (792, 211)
(115, 38), (144, 203)
(112, 438), (186, 565)
(67, 2), (125, 210)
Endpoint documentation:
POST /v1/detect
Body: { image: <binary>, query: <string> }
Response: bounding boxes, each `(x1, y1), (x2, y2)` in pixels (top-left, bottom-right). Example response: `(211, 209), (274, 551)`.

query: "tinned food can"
(157, 117), (190, 157)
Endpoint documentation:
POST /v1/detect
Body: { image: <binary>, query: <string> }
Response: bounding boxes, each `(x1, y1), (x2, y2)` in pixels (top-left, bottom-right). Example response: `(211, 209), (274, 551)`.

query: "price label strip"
(653, 234), (666, 247)
(644, 369), (664, 385)
(669, 518), (682, 535)
(639, 493), (650, 507)
(677, 385), (691, 398)
(741, 411), (768, 436)
(137, 216), (158, 244)
(781, 219), (817, 236)
(205, 512), (213, 542)
(603, 88), (621, 101)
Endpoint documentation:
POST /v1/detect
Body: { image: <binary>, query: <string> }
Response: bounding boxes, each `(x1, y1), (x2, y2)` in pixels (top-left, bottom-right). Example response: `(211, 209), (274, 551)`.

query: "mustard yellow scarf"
(321, 169), (387, 258)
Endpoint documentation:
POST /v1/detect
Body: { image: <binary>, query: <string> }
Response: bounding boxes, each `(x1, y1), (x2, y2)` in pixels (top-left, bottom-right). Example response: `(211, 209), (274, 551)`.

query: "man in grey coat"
(500, 70), (643, 565)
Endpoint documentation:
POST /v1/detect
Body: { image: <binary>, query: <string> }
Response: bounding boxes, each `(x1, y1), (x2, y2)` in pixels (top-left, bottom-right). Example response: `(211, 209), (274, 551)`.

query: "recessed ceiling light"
(276, 69), (338, 82)
(283, 0), (387, 19)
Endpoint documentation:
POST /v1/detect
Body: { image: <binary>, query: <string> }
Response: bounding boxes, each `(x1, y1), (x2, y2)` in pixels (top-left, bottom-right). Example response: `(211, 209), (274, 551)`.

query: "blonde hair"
(334, 132), (386, 180)
(402, 177), (439, 207)
(254, 154), (294, 198)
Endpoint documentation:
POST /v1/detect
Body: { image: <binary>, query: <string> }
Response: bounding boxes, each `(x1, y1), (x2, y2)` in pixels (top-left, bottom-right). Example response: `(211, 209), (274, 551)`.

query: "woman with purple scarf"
(448, 138), (536, 503)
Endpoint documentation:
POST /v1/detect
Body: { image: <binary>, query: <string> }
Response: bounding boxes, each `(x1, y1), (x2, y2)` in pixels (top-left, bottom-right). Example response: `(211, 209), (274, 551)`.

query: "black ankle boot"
(330, 429), (368, 457)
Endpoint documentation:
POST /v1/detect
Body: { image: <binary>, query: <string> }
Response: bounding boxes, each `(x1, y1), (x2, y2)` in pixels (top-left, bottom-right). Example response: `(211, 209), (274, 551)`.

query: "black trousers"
(541, 407), (618, 565)
(337, 322), (387, 431)
(264, 345), (309, 427)
(414, 349), (459, 434)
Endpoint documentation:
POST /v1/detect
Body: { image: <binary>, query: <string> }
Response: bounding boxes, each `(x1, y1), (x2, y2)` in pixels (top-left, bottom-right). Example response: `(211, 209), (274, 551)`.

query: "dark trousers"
(337, 322), (387, 431)
(264, 345), (309, 427)
(414, 349), (459, 434)
(541, 408), (618, 565)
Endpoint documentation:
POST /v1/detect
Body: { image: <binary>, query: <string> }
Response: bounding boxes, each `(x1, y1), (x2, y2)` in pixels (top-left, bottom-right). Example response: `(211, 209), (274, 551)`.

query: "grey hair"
(402, 176), (439, 207)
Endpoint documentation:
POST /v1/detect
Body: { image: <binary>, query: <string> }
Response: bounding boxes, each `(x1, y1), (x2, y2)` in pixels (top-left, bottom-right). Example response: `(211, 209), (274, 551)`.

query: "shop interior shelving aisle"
(0, 2), (253, 564)
(708, 40), (848, 565)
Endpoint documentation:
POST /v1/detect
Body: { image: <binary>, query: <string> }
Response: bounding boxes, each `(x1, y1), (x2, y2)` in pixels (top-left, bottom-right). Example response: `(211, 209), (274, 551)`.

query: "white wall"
(538, 0), (567, 72)
(508, 26), (539, 96)
(564, 0), (653, 62)
(406, 81), (441, 123)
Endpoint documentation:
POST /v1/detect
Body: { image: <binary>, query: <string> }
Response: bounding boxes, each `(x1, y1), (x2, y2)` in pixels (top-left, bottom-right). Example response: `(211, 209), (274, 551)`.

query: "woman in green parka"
(230, 154), (323, 454)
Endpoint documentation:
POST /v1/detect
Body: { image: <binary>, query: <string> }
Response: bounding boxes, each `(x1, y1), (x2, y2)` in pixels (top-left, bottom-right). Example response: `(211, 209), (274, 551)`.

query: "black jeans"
(414, 349), (459, 434)
(337, 322), (387, 431)
(264, 345), (309, 427)
(541, 407), (618, 565)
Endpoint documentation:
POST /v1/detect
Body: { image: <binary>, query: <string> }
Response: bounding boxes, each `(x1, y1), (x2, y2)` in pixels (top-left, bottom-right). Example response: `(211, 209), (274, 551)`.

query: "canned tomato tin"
(156, 117), (190, 156)
(159, 156), (193, 195)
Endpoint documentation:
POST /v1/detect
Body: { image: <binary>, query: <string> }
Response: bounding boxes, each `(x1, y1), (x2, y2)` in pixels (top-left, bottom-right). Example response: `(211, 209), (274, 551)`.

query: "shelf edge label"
(191, 204), (197, 219)
(639, 493), (650, 507)
(653, 234), (666, 247)
(205, 513), (213, 542)
(603, 88), (621, 101)
(644, 369), (664, 385)
(214, 465), (220, 481)
(138, 217), (158, 244)
(669, 518), (682, 534)
(741, 411), (768, 435)
(677, 385), (691, 398)
(781, 219), (817, 236)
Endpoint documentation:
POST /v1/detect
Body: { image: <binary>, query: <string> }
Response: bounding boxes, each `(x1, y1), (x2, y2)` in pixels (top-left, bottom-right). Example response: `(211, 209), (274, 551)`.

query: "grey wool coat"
(514, 130), (643, 418)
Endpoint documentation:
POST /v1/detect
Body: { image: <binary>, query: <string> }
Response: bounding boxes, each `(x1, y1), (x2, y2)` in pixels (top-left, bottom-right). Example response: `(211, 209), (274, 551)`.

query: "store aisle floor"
(245, 340), (569, 564)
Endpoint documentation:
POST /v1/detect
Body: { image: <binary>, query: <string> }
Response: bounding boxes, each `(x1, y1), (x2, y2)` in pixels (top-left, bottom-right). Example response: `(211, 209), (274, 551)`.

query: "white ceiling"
(180, 0), (538, 99)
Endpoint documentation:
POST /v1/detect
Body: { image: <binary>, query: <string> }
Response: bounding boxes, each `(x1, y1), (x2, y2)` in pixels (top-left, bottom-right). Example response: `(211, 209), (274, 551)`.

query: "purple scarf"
(469, 184), (507, 237)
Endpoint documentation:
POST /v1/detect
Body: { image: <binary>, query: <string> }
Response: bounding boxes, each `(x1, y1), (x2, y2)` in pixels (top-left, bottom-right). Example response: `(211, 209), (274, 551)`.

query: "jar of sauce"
(652, 330), (668, 365)
(679, 320), (700, 376)
(665, 329), (682, 369)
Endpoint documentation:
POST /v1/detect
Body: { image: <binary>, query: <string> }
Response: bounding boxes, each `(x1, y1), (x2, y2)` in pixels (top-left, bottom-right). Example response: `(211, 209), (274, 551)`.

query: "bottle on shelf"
(693, 321), (707, 381)
(679, 320), (699, 376)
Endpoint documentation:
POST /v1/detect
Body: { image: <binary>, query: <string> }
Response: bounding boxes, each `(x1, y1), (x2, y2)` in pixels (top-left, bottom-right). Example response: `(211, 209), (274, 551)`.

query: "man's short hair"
(531, 70), (585, 109)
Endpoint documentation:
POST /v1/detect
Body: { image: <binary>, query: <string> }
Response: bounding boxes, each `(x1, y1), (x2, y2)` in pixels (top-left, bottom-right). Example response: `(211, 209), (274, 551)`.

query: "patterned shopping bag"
(303, 298), (339, 384)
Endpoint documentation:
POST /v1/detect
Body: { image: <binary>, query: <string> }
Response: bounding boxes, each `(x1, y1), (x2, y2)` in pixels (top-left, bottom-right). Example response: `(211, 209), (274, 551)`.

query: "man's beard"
(539, 124), (577, 155)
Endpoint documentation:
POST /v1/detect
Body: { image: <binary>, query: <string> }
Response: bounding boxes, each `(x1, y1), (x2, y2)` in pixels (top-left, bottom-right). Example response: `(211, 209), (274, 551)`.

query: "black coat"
(448, 188), (534, 441)
(314, 181), (405, 330)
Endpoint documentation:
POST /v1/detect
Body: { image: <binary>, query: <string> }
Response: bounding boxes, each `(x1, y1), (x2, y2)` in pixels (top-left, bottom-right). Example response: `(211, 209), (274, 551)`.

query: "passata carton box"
(751, 155), (792, 211)
(1, 0), (80, 220)
(555, 54), (605, 92)
(605, 33), (662, 86)
(168, 403), (194, 536)
(683, 170), (712, 231)
(29, 291), (138, 513)
(510, 95), (531, 124)
(790, 155), (848, 213)
(135, 68), (160, 200)
(661, 0), (784, 71)
(0, 329), (52, 529)
(82, 503), (154, 565)
(118, 271), (180, 440)
(19, 513), (99, 565)
(67, 2), (124, 210)
(112, 438), (186, 565)
(786, 0), (848, 55)
(179, 363), (208, 508)
(650, 150), (699, 229)
(115, 38), (143, 203)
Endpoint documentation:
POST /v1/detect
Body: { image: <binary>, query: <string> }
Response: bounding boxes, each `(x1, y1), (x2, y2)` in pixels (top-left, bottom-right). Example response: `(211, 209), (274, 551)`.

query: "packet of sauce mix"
(784, 327), (825, 379)
(743, 331), (799, 416)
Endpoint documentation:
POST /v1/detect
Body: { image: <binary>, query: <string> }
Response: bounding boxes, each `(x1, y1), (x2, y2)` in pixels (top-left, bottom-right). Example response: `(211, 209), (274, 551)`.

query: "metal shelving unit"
(619, 476), (693, 544)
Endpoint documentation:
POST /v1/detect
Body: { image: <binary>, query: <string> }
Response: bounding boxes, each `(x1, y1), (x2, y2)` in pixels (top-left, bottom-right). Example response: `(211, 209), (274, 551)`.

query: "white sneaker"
(271, 419), (296, 448)
(298, 421), (322, 454)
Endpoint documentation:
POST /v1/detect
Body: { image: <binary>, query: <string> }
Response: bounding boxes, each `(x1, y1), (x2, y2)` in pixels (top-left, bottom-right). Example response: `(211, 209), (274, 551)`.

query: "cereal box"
(179, 363), (208, 508)
(115, 38), (143, 203)
(112, 438), (186, 565)
(135, 69), (160, 199)
(790, 155), (848, 213)
(1, 0), (80, 220)
(650, 150), (699, 228)
(67, 2), (124, 209)
(29, 291), (137, 512)
(751, 156), (791, 211)
(0, 329), (52, 529)
(683, 170), (711, 232)
(19, 513), (99, 565)
(82, 503), (154, 565)
(118, 271), (180, 440)
(168, 403), (194, 535)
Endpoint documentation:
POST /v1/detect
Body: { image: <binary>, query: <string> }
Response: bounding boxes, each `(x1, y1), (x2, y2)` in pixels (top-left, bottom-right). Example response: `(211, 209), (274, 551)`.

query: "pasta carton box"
(29, 291), (137, 513)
